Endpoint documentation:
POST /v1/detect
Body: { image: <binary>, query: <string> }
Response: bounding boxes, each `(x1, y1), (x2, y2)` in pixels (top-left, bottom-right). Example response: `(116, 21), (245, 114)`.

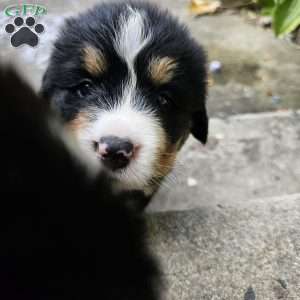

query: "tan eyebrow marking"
(148, 56), (177, 85)
(82, 45), (108, 76)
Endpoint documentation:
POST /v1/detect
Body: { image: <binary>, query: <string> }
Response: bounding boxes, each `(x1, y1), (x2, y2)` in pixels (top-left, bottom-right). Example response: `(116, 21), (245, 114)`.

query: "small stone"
(244, 286), (256, 300)
(258, 16), (272, 28)
(187, 177), (198, 187)
(247, 11), (257, 21)
(209, 60), (222, 73)
(272, 95), (281, 105)
(215, 133), (224, 140)
(277, 278), (288, 289)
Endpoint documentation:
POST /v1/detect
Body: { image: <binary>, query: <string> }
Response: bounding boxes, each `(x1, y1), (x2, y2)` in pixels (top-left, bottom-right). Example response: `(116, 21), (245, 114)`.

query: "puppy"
(0, 67), (160, 300)
(41, 1), (208, 204)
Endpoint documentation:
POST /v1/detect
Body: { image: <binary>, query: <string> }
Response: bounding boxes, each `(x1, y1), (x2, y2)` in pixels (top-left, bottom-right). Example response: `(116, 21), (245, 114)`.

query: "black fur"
(0, 67), (160, 300)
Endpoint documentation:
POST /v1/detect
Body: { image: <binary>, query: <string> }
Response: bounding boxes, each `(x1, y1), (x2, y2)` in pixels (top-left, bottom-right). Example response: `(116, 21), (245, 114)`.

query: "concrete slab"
(148, 193), (300, 300)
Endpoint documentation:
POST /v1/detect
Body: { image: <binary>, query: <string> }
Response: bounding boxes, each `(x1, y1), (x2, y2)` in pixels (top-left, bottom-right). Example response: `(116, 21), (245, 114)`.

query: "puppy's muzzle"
(96, 136), (137, 171)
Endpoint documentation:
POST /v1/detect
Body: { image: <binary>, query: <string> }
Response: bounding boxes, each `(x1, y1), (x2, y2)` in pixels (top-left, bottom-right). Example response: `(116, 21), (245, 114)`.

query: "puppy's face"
(42, 3), (208, 195)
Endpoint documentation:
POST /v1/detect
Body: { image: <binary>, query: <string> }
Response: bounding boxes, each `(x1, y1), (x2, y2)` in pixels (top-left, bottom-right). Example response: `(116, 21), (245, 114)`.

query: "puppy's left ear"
(191, 106), (209, 144)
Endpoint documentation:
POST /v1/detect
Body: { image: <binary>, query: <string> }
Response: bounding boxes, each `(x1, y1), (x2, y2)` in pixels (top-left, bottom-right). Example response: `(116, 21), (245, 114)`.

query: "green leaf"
(261, 6), (275, 16)
(258, 0), (276, 6)
(257, 0), (276, 16)
(273, 0), (300, 37)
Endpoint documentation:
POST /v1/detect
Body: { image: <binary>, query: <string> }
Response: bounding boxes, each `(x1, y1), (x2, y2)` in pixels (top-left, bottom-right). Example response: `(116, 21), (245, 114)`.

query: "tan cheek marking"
(153, 132), (179, 180)
(148, 56), (177, 85)
(151, 129), (191, 189)
(146, 142), (178, 196)
(157, 145), (178, 178)
(83, 46), (107, 76)
(66, 112), (90, 135)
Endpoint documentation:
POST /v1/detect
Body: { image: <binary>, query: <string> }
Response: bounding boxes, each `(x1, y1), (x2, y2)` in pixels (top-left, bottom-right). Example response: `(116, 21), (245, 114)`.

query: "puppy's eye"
(75, 80), (93, 98)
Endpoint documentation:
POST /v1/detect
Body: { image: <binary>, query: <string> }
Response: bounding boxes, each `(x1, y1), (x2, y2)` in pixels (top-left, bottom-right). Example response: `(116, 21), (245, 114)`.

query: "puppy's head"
(41, 2), (208, 195)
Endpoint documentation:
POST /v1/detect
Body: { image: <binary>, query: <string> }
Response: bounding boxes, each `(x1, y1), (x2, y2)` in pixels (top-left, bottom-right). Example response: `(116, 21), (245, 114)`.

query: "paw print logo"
(5, 17), (45, 47)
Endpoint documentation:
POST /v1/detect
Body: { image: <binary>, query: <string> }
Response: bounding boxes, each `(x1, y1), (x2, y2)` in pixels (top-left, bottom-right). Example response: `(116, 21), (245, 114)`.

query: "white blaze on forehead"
(114, 6), (151, 79)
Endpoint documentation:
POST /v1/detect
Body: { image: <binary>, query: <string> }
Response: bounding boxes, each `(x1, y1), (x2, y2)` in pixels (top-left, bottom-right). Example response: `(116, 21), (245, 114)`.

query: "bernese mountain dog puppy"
(0, 67), (160, 300)
(41, 1), (208, 206)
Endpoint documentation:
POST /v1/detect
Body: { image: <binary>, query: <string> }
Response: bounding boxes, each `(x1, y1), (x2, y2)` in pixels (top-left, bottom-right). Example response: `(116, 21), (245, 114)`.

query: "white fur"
(114, 6), (151, 77)
(76, 102), (164, 191)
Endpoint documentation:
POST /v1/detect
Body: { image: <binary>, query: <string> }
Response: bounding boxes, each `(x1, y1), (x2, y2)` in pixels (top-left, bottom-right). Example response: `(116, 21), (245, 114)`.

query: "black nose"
(97, 136), (134, 170)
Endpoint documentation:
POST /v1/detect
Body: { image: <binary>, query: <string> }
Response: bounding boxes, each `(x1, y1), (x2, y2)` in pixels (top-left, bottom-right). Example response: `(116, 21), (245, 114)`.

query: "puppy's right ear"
(191, 105), (209, 144)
